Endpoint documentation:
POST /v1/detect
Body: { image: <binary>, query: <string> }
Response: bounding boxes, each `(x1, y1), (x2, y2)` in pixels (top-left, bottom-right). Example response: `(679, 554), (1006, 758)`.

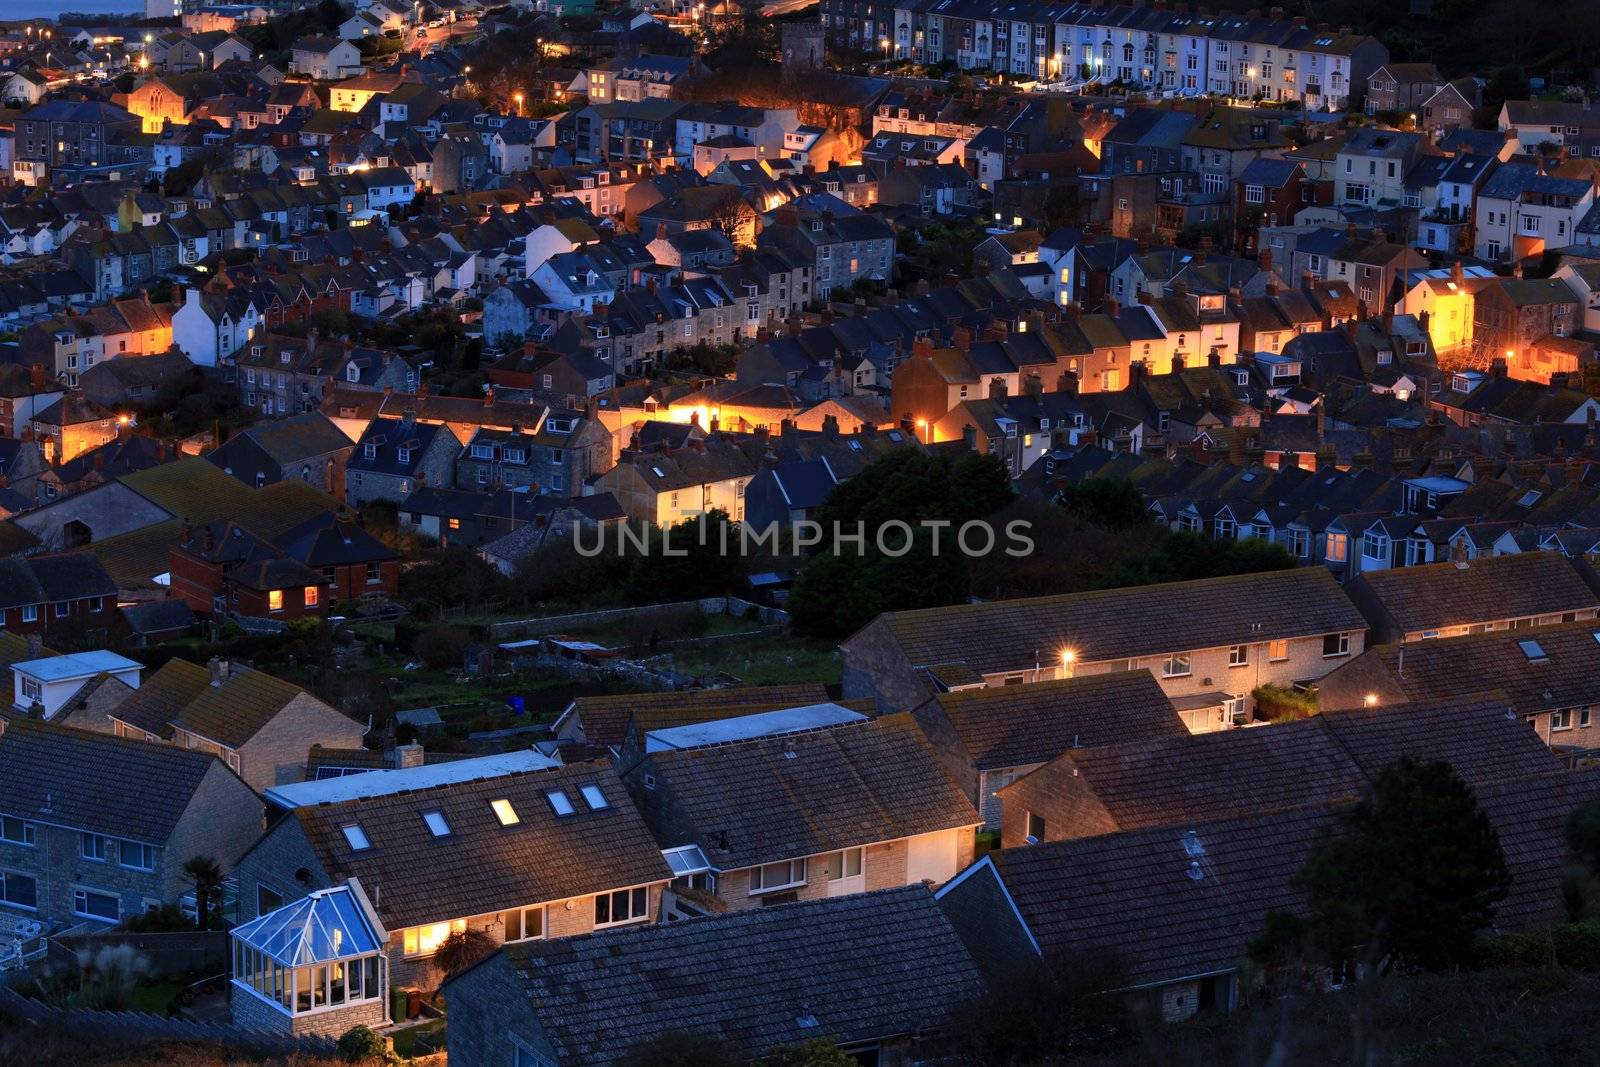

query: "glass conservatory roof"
(232, 884), (382, 966)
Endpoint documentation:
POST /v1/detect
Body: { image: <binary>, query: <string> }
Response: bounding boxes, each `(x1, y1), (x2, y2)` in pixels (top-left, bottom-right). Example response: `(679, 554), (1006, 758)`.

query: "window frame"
(748, 858), (807, 895)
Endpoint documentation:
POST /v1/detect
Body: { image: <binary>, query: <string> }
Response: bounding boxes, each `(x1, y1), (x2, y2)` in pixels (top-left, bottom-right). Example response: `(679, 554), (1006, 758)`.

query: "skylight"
(422, 810), (450, 837)
(546, 789), (576, 816)
(490, 799), (520, 826)
(1518, 639), (1549, 663)
(579, 785), (608, 810)
(341, 824), (370, 851)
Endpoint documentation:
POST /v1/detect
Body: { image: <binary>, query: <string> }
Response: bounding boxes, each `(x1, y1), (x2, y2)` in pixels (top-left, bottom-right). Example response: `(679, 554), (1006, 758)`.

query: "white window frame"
(1162, 652), (1192, 678)
(1227, 644), (1249, 668)
(748, 858), (807, 895)
(73, 886), (120, 923)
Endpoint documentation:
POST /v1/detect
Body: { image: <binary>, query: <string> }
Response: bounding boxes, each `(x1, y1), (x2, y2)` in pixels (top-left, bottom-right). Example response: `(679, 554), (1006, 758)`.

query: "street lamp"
(1363, 693), (1378, 708)
(1060, 649), (1076, 678)
(880, 36), (890, 61)
(513, 92), (524, 116)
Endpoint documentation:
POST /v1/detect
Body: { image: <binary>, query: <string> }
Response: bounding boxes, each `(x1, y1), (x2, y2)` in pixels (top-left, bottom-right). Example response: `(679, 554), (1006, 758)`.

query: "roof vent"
(1186, 860), (1205, 882)
(1180, 829), (1205, 857)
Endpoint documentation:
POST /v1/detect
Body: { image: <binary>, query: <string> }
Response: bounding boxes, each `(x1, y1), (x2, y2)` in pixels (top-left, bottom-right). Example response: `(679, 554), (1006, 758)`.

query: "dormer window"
(397, 447), (411, 465)
(363, 443), (376, 459)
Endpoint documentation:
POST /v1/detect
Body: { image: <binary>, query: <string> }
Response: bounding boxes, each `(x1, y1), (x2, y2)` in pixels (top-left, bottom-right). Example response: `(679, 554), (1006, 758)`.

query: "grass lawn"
(665, 634), (841, 686)
(128, 979), (184, 1015)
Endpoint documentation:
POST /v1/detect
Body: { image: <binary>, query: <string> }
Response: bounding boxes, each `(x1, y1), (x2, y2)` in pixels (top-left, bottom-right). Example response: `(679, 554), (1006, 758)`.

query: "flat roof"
(264, 749), (560, 808)
(644, 703), (868, 752)
(15, 650), (141, 682)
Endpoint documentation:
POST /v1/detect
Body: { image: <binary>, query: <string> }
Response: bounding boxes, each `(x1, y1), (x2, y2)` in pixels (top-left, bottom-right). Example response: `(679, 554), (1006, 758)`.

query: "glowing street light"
(1060, 649), (1077, 678)
(513, 92), (524, 116)
(1363, 693), (1379, 708)
(880, 36), (891, 60)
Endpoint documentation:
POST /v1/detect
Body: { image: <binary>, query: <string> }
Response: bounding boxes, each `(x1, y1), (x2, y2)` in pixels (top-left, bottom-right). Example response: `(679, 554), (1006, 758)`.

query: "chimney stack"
(394, 742), (425, 769)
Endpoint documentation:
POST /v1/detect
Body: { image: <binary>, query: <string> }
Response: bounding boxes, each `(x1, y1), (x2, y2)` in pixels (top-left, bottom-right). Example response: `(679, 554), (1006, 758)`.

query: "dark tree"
(1055, 476), (1151, 531)
(1292, 757), (1510, 973)
(948, 952), (1134, 1063)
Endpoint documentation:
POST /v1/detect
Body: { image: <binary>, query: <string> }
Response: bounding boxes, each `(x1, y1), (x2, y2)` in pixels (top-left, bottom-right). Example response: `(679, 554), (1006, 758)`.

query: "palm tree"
(183, 856), (223, 931)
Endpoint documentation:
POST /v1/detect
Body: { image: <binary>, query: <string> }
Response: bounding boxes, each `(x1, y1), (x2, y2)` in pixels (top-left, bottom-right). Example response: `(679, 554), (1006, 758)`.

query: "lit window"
(341, 824), (371, 851)
(490, 799), (519, 826)
(304, 586), (319, 607)
(422, 810), (450, 837)
(402, 919), (464, 957)
(268, 589), (284, 611)
(1268, 639), (1289, 662)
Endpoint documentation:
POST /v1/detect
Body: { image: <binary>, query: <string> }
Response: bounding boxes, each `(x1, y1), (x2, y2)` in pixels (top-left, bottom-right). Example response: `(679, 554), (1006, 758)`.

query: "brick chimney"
(394, 742), (424, 769)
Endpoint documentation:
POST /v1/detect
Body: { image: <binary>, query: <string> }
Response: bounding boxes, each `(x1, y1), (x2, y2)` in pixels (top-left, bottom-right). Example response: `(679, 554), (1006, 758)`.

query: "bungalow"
(623, 710), (981, 915)
(841, 567), (1370, 720)
(0, 717), (262, 930)
(228, 757), (673, 992)
(443, 885), (982, 1067)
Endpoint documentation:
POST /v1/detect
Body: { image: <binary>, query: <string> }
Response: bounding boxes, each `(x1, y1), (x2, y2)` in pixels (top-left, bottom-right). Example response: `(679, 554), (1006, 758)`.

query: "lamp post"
(880, 36), (890, 62)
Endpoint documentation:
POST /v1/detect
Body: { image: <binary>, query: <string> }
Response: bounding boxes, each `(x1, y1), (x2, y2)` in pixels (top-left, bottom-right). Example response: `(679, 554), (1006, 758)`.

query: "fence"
(54, 930), (227, 976)
(0, 984), (337, 1056)
(487, 596), (789, 640)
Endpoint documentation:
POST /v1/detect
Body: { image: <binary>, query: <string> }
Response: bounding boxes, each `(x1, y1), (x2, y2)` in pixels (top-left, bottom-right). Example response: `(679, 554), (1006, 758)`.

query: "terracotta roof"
(860, 567), (1366, 677)
(917, 672), (1188, 771)
(633, 713), (979, 871)
(293, 760), (670, 930)
(1349, 552), (1599, 635)
(560, 683), (830, 749)
(476, 885), (983, 1066)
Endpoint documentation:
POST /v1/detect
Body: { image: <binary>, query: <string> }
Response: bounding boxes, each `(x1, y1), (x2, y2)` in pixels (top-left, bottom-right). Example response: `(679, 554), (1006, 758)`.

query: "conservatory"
(229, 878), (391, 1038)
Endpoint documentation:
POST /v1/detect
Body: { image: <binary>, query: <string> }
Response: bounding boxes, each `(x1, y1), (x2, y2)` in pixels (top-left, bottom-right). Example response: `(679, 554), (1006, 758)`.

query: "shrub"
(1552, 920), (1600, 972)
(431, 927), (496, 981)
(414, 624), (471, 670)
(337, 1024), (391, 1063)
(1252, 683), (1318, 722)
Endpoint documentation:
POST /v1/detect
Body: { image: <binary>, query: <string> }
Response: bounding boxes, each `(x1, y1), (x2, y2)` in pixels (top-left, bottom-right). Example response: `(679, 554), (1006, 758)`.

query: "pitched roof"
(860, 567), (1366, 677)
(177, 666), (333, 749)
(0, 718), (234, 845)
(987, 766), (1600, 986)
(560, 683), (830, 749)
(474, 885), (983, 1066)
(292, 760), (670, 929)
(636, 713), (977, 870)
(106, 657), (218, 738)
(1330, 620), (1600, 715)
(919, 672), (1188, 770)
(1349, 552), (1599, 634)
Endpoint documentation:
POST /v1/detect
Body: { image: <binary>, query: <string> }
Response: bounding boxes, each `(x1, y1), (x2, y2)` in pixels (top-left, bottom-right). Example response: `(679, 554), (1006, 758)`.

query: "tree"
(1055, 476), (1151, 532)
(431, 928), (497, 981)
(790, 449), (1012, 638)
(1290, 757), (1510, 974)
(622, 511), (747, 606)
(183, 856), (224, 931)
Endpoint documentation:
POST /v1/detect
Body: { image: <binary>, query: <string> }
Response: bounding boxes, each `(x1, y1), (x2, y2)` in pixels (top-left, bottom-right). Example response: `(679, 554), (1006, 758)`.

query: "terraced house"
(842, 567), (1369, 726)
(0, 718), (262, 930)
(822, 1), (1385, 112)
(229, 758), (673, 992)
